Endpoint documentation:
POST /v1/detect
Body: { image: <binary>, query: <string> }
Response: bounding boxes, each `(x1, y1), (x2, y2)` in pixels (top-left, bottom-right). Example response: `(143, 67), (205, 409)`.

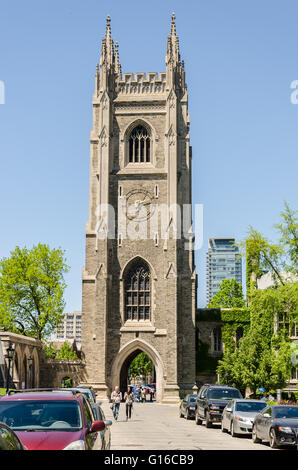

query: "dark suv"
(195, 384), (242, 428)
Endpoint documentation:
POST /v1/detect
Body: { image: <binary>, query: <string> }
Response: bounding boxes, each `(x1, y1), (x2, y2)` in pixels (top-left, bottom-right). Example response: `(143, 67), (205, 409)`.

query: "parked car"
(195, 384), (242, 427)
(252, 404), (298, 448)
(0, 390), (111, 450)
(0, 422), (26, 450)
(76, 386), (97, 403)
(60, 387), (96, 405)
(91, 402), (112, 449)
(179, 394), (197, 420)
(221, 399), (267, 436)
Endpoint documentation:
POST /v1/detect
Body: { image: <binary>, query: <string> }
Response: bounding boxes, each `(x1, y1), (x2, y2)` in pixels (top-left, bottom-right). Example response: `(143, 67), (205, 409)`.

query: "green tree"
(208, 279), (245, 308)
(129, 352), (153, 378)
(0, 244), (69, 340)
(275, 202), (298, 275)
(56, 342), (78, 360)
(217, 284), (296, 394)
(43, 342), (58, 359)
(241, 227), (284, 299)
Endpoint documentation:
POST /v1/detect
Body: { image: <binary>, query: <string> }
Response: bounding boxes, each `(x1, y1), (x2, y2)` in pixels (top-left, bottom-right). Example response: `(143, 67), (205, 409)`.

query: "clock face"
(126, 189), (154, 221)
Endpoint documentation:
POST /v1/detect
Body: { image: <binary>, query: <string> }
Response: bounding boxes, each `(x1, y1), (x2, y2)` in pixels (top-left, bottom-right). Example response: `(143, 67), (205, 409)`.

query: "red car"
(0, 390), (111, 450)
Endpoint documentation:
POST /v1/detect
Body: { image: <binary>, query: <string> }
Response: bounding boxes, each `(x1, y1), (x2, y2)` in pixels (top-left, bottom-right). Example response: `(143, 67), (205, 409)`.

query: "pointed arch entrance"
(110, 339), (164, 402)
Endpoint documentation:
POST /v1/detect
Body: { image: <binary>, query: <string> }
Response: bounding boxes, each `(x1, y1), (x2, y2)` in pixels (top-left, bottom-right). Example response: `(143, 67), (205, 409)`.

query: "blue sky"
(0, 0), (297, 309)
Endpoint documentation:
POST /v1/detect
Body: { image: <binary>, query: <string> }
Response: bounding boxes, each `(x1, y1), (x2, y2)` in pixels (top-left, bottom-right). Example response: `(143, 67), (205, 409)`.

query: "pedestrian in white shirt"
(111, 386), (122, 421)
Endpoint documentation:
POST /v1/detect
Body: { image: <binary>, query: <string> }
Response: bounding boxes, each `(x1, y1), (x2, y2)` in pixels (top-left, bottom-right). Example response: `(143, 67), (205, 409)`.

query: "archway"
(119, 349), (156, 398)
(110, 339), (164, 402)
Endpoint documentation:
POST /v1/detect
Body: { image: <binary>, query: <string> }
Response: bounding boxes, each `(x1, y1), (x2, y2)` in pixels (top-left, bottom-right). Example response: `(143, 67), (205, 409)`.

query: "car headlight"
(63, 440), (86, 450)
(278, 426), (293, 434)
(235, 417), (250, 423)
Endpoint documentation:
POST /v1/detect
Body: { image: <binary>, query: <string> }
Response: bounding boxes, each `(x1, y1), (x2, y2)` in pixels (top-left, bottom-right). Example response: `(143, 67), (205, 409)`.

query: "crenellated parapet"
(117, 73), (166, 96)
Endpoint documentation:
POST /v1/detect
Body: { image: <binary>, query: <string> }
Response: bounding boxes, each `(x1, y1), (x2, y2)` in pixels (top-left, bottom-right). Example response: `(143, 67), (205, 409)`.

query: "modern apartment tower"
(206, 238), (242, 304)
(55, 311), (82, 346)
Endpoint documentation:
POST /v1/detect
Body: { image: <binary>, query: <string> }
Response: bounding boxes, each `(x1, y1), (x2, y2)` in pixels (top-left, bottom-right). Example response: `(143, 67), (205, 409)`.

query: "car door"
(257, 407), (271, 440)
(82, 396), (102, 450)
(261, 407), (273, 441)
(182, 395), (189, 415)
(223, 400), (233, 430)
(198, 388), (207, 418)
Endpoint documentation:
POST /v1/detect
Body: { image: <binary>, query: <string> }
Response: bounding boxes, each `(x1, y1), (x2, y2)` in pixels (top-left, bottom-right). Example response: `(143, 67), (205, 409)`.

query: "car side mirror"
(91, 420), (105, 433)
(96, 401), (102, 406)
(104, 420), (112, 427)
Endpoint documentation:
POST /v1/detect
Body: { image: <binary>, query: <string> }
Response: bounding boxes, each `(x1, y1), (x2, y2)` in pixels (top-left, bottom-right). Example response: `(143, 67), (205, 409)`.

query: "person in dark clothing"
(124, 387), (134, 421)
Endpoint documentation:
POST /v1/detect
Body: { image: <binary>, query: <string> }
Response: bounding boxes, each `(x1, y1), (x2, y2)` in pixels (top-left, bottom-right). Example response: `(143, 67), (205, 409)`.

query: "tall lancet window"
(125, 261), (151, 321)
(129, 125), (151, 163)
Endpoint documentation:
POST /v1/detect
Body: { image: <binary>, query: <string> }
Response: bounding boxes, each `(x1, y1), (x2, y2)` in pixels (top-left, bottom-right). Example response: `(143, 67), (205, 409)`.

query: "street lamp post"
(5, 343), (15, 394)
(28, 355), (33, 389)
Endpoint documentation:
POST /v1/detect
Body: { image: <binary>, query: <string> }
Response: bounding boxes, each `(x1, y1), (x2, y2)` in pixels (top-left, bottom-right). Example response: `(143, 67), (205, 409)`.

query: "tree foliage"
(129, 352), (153, 378)
(56, 342), (78, 360)
(208, 279), (245, 308)
(275, 202), (298, 275)
(0, 244), (69, 340)
(242, 202), (298, 299)
(43, 342), (78, 360)
(217, 283), (297, 393)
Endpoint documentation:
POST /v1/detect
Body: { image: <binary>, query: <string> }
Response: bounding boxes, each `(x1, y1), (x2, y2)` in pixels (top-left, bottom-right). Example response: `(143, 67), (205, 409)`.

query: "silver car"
(221, 399), (267, 437)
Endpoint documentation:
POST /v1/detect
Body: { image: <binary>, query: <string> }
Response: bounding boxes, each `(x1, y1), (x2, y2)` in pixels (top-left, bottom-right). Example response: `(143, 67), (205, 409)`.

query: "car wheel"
(269, 428), (279, 449)
(205, 413), (212, 428)
(195, 413), (202, 425)
(252, 425), (262, 444)
(231, 421), (238, 438)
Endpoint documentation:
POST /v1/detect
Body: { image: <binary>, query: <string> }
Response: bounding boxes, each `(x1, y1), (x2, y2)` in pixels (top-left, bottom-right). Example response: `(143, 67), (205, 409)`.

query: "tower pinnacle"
(98, 16), (121, 94)
(166, 13), (185, 93)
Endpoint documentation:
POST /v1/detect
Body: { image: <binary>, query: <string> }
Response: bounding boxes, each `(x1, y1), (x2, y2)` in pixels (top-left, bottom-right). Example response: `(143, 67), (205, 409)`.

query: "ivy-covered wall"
(196, 308), (251, 379)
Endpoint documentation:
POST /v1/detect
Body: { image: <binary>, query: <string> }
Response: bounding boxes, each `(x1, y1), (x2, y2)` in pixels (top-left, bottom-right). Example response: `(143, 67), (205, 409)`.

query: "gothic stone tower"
(81, 15), (197, 402)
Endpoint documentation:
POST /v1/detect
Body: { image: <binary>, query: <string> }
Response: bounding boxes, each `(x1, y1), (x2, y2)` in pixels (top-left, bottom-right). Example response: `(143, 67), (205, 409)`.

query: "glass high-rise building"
(206, 238), (242, 304)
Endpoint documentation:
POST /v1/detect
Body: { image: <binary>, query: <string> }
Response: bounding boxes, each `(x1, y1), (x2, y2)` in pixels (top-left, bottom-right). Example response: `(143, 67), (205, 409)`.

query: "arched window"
(213, 327), (222, 353)
(129, 125), (151, 163)
(125, 262), (150, 321)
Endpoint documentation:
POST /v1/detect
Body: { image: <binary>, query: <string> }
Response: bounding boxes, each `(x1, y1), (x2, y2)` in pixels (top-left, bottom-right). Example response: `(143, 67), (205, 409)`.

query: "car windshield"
(273, 407), (298, 419)
(0, 400), (82, 431)
(188, 396), (196, 403)
(235, 402), (267, 412)
(208, 389), (242, 400)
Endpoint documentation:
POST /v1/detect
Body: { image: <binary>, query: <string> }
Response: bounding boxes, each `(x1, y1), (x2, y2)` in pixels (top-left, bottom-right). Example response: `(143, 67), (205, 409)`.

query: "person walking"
(141, 387), (146, 403)
(124, 387), (134, 421)
(111, 386), (122, 421)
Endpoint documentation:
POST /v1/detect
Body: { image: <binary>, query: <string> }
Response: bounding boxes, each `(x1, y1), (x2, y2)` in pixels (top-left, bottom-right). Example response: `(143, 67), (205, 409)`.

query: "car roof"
(0, 392), (81, 401)
(232, 399), (263, 403)
(270, 404), (298, 408)
(206, 385), (239, 389)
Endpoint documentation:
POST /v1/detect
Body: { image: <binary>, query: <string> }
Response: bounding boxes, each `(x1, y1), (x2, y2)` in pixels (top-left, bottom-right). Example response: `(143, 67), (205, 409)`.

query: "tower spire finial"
(106, 15), (111, 37)
(171, 12), (176, 35)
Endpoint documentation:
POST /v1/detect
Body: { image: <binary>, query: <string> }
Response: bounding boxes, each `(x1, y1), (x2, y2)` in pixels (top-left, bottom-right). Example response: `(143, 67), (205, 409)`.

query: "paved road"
(101, 402), (274, 450)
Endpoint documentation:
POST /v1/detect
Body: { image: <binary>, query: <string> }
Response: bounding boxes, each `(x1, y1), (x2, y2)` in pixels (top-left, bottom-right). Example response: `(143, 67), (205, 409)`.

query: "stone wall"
(39, 354), (86, 388)
(0, 331), (41, 389)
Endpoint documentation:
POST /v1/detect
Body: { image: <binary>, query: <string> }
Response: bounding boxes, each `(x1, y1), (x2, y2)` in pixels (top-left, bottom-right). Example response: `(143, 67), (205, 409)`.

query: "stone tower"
(81, 14), (197, 402)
